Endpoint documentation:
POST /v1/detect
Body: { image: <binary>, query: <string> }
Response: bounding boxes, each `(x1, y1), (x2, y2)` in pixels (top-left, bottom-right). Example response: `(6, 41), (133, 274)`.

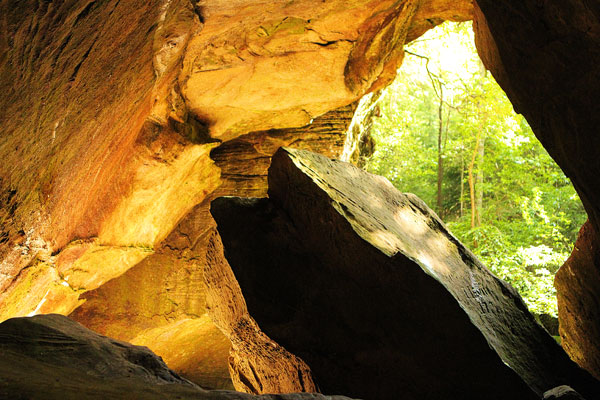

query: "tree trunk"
(476, 134), (485, 226)
(460, 151), (464, 218)
(468, 133), (480, 230)
(475, 61), (487, 227)
(436, 86), (444, 215)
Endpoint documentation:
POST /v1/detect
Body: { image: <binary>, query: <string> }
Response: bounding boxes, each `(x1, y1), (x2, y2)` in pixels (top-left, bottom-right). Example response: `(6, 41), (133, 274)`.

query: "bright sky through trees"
(366, 22), (586, 317)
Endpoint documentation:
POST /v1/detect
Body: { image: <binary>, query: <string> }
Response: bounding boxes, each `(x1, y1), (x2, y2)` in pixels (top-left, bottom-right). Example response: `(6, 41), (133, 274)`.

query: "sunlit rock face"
(67, 105), (355, 388)
(210, 147), (600, 399)
(0, 314), (356, 400)
(181, 0), (473, 140)
(68, 200), (233, 390)
(472, 0), (600, 381)
(0, 0), (218, 321)
(0, 0), (472, 388)
(5, 0), (600, 396)
(0, 0), (471, 317)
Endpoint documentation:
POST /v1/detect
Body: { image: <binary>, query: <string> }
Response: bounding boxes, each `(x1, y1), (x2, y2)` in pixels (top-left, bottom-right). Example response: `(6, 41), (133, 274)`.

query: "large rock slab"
(0, 313), (355, 400)
(0, 0), (470, 341)
(66, 104), (357, 389)
(210, 147), (600, 399)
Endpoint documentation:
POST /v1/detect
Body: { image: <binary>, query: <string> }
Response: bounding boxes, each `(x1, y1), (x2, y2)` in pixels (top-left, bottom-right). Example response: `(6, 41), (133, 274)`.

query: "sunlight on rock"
(393, 207), (429, 236)
(58, 244), (152, 292)
(99, 143), (221, 247)
(131, 316), (233, 390)
(0, 0), (599, 398)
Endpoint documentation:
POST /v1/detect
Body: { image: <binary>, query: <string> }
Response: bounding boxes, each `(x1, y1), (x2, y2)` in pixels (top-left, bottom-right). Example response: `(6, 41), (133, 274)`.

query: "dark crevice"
(311, 40), (338, 47)
(73, 1), (97, 27)
(168, 115), (220, 145)
(247, 362), (263, 393)
(50, 33), (72, 70)
(297, 368), (306, 390)
(192, 2), (205, 24)
(68, 40), (95, 82)
(237, 368), (260, 394)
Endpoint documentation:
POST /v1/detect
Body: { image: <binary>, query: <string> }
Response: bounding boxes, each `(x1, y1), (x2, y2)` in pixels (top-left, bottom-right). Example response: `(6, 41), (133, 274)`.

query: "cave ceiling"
(1, 0), (600, 395)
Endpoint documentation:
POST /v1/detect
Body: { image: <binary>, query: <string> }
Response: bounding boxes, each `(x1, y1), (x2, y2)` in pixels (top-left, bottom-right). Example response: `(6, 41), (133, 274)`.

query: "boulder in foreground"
(0, 314), (354, 400)
(210, 147), (600, 400)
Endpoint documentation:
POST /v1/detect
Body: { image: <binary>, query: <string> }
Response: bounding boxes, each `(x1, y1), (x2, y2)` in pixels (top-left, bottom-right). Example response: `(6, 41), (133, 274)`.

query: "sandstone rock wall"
(67, 105), (355, 387)
(7, 0), (600, 396)
(0, 0), (471, 321)
(0, 0), (472, 388)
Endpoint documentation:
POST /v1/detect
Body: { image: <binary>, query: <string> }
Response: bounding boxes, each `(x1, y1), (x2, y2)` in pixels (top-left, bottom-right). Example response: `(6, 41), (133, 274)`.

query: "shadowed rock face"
(471, 1), (600, 379)
(474, 1), (600, 229)
(556, 221), (600, 380)
(210, 147), (600, 400)
(0, 3), (470, 384)
(544, 386), (587, 400)
(0, 314), (356, 400)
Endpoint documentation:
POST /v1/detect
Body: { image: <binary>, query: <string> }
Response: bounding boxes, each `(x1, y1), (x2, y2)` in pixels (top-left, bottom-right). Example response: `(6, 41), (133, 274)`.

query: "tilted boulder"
(0, 314), (355, 400)
(210, 147), (600, 400)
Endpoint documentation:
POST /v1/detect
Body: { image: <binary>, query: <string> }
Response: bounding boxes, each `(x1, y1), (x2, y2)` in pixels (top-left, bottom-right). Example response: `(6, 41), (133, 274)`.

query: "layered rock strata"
(0, 0), (472, 319)
(68, 104), (356, 388)
(3, 0), (600, 395)
(0, 313), (355, 400)
(0, 0), (470, 387)
(210, 147), (600, 400)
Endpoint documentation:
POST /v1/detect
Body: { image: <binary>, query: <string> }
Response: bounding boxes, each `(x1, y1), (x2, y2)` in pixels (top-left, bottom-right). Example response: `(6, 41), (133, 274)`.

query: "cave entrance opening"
(363, 21), (586, 326)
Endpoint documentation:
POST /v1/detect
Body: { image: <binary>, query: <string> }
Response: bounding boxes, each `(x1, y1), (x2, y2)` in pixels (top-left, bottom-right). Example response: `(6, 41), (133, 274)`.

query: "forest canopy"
(365, 22), (586, 317)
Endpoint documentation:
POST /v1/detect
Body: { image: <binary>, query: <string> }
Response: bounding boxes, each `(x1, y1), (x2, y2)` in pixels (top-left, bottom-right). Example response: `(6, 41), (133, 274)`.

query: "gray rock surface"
(0, 313), (355, 400)
(211, 147), (600, 400)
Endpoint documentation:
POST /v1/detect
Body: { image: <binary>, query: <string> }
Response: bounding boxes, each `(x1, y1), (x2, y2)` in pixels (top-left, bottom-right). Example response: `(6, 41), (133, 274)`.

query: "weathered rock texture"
(0, 314), (355, 400)
(472, 0), (600, 380)
(556, 221), (600, 380)
(206, 231), (319, 395)
(210, 147), (600, 400)
(0, 0), (471, 367)
(0, 0), (220, 322)
(3, 0), (600, 395)
(0, 0), (472, 388)
(182, 0), (473, 139)
(67, 105), (356, 388)
(68, 199), (234, 390)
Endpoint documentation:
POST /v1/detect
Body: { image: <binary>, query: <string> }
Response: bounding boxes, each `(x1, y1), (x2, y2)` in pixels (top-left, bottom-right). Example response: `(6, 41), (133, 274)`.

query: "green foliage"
(365, 22), (586, 316)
